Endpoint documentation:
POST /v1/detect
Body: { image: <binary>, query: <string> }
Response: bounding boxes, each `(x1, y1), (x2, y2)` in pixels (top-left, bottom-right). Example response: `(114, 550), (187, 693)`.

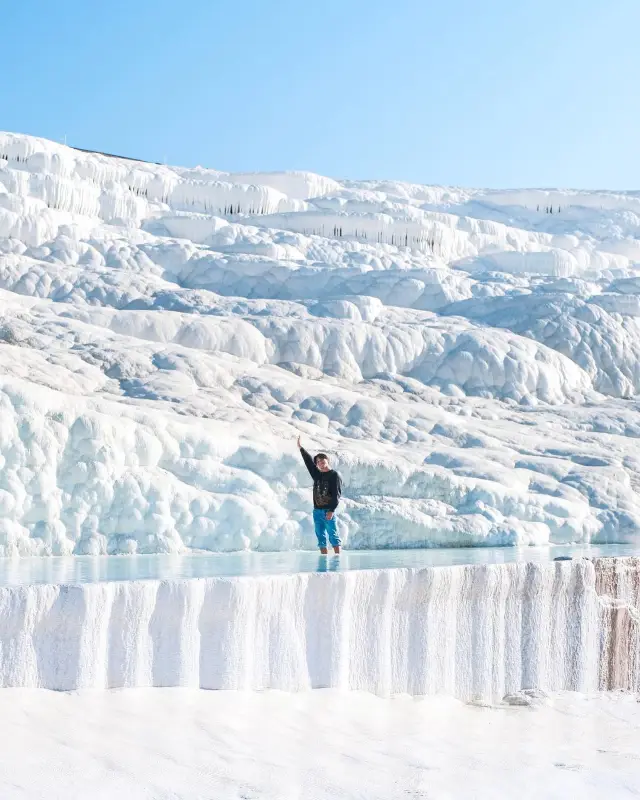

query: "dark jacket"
(299, 447), (342, 512)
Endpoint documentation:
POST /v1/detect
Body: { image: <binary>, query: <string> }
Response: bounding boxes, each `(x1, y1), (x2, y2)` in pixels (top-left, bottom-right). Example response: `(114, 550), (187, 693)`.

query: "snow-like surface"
(1, 687), (639, 799)
(3, 132), (640, 554)
(1, 559), (638, 698)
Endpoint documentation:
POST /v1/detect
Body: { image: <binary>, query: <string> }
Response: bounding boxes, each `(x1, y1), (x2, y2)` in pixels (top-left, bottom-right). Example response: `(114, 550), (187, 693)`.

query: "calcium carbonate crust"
(1, 132), (640, 555)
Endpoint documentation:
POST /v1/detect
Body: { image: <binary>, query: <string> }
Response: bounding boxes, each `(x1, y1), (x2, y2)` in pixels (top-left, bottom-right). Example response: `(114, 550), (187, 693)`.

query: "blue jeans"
(313, 508), (341, 549)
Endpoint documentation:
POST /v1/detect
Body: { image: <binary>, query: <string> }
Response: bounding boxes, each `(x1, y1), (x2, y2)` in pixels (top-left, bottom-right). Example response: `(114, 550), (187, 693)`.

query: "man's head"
(314, 453), (331, 472)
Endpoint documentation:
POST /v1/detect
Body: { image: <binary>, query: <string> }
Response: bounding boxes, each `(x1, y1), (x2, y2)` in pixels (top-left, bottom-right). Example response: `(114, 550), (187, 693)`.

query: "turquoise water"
(0, 543), (636, 586)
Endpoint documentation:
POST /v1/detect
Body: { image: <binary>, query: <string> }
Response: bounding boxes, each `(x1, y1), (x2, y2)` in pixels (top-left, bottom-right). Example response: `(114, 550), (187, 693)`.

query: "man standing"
(297, 436), (342, 554)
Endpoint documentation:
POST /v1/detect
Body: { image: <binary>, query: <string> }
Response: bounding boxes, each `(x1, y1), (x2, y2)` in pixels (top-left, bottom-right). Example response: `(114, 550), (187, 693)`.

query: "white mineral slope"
(1, 688), (639, 800)
(1, 559), (638, 697)
(2, 132), (640, 555)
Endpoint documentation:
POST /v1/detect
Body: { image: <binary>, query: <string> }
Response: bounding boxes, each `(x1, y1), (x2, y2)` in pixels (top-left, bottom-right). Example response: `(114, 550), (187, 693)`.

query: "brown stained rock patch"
(593, 557), (640, 691)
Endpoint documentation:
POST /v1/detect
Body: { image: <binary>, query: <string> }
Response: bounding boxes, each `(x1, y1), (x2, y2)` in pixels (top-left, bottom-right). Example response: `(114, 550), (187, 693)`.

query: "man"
(297, 436), (342, 555)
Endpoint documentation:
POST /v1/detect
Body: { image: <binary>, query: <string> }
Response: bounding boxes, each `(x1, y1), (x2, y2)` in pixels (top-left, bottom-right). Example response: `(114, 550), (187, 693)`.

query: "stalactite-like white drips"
(0, 559), (637, 699)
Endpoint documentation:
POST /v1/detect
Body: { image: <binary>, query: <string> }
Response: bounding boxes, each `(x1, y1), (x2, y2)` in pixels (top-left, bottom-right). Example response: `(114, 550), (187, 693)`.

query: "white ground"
(0, 688), (638, 799)
(2, 132), (640, 555)
(4, 136), (640, 800)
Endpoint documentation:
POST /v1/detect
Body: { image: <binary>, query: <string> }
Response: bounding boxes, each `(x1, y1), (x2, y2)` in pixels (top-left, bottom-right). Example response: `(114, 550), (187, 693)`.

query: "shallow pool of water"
(0, 543), (637, 586)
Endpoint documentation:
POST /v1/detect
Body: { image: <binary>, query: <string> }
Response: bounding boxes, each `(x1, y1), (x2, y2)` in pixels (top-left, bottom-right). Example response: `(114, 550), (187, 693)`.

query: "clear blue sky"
(2, 0), (639, 188)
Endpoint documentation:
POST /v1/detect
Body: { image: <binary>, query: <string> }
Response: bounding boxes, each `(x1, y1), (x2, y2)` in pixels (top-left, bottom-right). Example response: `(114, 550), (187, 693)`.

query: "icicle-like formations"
(0, 558), (637, 700)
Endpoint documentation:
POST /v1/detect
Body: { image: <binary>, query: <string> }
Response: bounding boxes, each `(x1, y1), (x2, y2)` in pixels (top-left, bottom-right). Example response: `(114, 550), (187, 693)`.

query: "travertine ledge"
(0, 558), (638, 699)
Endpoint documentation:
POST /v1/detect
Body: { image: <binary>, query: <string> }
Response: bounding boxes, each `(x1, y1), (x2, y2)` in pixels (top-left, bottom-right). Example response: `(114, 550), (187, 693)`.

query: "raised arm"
(297, 436), (320, 479)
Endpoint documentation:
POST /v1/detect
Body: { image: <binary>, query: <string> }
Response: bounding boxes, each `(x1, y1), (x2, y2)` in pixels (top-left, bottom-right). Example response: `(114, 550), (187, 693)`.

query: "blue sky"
(2, 0), (639, 187)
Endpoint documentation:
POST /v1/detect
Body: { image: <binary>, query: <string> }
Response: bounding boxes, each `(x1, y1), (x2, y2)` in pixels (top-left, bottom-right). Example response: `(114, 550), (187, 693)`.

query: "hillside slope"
(1, 132), (640, 555)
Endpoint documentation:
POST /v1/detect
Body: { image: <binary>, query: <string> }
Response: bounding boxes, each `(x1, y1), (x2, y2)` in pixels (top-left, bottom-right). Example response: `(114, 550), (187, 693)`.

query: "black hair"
(314, 452), (329, 464)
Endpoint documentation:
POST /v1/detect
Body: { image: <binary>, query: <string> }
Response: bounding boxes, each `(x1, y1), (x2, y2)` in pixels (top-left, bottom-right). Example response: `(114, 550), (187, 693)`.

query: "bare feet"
(320, 547), (328, 555)
(333, 546), (341, 555)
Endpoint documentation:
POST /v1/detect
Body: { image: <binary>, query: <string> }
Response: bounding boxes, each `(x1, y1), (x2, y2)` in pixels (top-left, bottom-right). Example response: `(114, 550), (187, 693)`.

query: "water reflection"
(316, 555), (342, 573)
(0, 543), (637, 587)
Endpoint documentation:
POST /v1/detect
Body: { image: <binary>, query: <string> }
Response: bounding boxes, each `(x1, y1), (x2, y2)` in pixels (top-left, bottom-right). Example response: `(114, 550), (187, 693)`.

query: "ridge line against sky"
(2, 0), (640, 188)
